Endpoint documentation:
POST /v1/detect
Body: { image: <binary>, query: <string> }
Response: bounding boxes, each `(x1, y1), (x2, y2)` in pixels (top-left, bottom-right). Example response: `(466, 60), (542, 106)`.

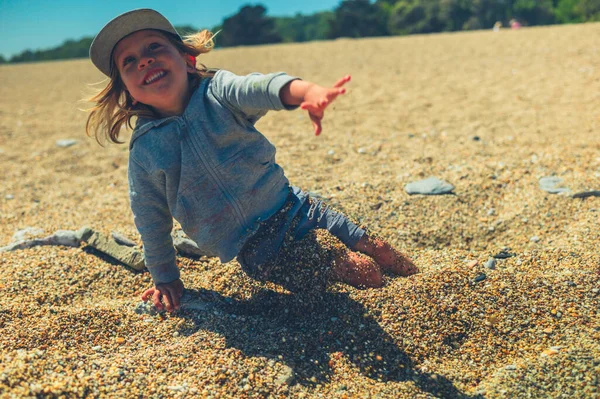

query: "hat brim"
(90, 9), (181, 77)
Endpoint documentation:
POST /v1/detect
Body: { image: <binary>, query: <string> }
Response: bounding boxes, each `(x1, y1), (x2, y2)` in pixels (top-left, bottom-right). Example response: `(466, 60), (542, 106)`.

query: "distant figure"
(493, 21), (502, 32)
(510, 19), (521, 30)
(86, 9), (418, 312)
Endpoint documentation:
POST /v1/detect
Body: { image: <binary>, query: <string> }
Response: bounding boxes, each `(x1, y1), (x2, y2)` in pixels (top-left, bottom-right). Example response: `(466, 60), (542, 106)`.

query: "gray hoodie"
(128, 70), (298, 284)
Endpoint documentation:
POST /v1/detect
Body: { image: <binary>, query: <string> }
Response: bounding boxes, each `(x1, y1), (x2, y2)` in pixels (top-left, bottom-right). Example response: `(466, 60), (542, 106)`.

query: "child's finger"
(167, 287), (182, 310)
(162, 292), (173, 312)
(333, 75), (351, 88)
(300, 102), (320, 114)
(141, 288), (154, 301)
(152, 289), (163, 310)
(309, 113), (322, 136)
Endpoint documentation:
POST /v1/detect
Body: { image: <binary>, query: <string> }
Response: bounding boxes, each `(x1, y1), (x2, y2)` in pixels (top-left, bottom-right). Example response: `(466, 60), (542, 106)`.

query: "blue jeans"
(237, 186), (365, 283)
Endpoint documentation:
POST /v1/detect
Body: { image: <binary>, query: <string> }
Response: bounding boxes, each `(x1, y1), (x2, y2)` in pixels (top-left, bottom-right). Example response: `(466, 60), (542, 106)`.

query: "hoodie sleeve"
(128, 156), (179, 285)
(209, 70), (300, 123)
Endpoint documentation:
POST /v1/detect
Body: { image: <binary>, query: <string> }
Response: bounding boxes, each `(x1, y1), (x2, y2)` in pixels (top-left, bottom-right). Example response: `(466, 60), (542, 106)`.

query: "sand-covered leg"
(354, 234), (418, 276)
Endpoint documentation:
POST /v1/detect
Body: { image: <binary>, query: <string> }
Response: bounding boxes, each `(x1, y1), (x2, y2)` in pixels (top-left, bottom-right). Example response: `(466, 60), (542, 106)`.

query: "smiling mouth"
(144, 70), (167, 85)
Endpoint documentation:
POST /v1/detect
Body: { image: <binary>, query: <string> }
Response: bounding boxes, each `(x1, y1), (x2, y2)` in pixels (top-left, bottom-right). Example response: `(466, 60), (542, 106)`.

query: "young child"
(87, 9), (417, 312)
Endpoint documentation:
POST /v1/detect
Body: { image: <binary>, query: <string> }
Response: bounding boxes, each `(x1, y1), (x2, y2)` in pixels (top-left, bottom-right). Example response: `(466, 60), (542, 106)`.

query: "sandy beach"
(1, 22), (599, 398)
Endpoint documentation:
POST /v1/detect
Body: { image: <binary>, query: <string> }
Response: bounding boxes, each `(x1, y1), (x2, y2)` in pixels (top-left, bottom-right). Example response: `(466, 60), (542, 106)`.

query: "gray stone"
(75, 227), (94, 241)
(51, 230), (83, 247)
(12, 227), (44, 242)
(134, 302), (158, 316)
(83, 230), (145, 270)
(180, 292), (214, 311)
(474, 273), (487, 283)
(5, 194), (14, 200)
(0, 229), (85, 252)
(275, 364), (295, 386)
(485, 258), (497, 270)
(173, 237), (204, 258)
(56, 139), (78, 148)
(530, 236), (540, 243)
(405, 177), (454, 195)
(111, 231), (137, 247)
(572, 190), (600, 199)
(539, 176), (570, 194)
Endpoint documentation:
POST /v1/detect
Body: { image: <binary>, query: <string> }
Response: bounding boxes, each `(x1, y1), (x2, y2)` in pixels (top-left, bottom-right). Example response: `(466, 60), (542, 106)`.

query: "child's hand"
(300, 75), (351, 136)
(141, 278), (184, 313)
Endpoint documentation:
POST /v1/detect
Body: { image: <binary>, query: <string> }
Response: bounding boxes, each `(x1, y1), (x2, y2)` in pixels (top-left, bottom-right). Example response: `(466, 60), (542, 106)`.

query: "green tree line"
(2, 0), (599, 64)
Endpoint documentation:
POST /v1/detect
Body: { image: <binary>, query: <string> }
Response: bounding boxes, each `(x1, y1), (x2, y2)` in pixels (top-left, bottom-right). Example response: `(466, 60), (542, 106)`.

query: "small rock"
(474, 273), (487, 283)
(327, 149), (335, 156)
(493, 250), (515, 259)
(134, 302), (158, 316)
(542, 348), (559, 356)
(530, 236), (540, 243)
(357, 147), (367, 154)
(111, 231), (137, 247)
(487, 208), (495, 216)
(466, 260), (479, 267)
(5, 194), (14, 200)
(56, 139), (78, 148)
(505, 364), (517, 370)
(472, 135), (481, 141)
(275, 365), (295, 386)
(405, 177), (454, 195)
(91, 346), (102, 351)
(539, 176), (570, 194)
(12, 227), (44, 242)
(572, 190), (600, 199)
(84, 230), (145, 270)
(51, 230), (82, 247)
(173, 237), (204, 258)
(485, 258), (497, 270)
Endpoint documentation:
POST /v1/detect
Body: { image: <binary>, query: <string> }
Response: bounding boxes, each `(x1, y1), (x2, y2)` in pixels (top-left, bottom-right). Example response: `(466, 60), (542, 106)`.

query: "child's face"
(113, 30), (194, 117)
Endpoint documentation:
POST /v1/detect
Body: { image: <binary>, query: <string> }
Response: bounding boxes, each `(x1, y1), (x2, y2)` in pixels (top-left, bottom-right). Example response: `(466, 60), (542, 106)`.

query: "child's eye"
(122, 56), (135, 66)
(148, 42), (162, 50)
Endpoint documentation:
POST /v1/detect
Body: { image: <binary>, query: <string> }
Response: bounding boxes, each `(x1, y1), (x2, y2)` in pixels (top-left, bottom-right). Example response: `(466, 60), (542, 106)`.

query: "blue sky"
(0, 0), (342, 59)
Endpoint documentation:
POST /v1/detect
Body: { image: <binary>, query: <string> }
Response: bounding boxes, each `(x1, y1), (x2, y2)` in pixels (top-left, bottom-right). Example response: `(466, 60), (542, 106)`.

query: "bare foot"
(331, 249), (383, 288)
(354, 235), (418, 276)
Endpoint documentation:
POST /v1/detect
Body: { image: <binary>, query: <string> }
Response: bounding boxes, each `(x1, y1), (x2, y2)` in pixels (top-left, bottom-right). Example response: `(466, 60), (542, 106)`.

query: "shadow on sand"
(177, 287), (481, 399)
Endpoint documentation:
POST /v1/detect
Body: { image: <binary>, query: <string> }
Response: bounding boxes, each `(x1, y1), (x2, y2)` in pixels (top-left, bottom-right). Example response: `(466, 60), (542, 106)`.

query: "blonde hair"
(85, 29), (216, 145)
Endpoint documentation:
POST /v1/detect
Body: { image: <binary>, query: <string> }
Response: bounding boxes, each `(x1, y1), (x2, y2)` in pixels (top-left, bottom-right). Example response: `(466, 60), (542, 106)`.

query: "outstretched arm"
(280, 75), (351, 136)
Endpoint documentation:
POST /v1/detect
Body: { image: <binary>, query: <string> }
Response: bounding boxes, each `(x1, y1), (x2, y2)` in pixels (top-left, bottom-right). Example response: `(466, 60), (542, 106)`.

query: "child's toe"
(333, 251), (383, 288)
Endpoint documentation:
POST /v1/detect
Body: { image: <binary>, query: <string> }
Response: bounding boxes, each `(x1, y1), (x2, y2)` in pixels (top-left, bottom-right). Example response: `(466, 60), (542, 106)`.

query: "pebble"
(12, 227), (44, 242)
(404, 177), (455, 195)
(530, 236), (540, 243)
(485, 258), (497, 270)
(55, 139), (78, 148)
(572, 190), (600, 199)
(275, 365), (295, 386)
(134, 302), (158, 316)
(474, 273), (487, 282)
(5, 194), (14, 200)
(111, 231), (137, 247)
(173, 236), (204, 258)
(539, 176), (571, 194)
(493, 250), (516, 259)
